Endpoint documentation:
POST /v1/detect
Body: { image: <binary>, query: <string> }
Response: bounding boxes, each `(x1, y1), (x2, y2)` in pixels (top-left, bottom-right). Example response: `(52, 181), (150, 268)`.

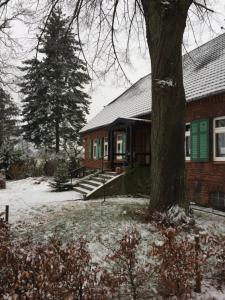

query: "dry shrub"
(102, 229), (154, 299)
(152, 226), (205, 298)
(1, 220), (216, 299)
(0, 227), (154, 300)
(0, 237), (98, 299)
(201, 233), (225, 284)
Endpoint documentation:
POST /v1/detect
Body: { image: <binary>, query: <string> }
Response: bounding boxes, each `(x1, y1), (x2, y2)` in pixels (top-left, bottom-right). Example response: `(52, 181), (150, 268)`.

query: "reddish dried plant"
(152, 226), (205, 298)
(103, 229), (154, 299)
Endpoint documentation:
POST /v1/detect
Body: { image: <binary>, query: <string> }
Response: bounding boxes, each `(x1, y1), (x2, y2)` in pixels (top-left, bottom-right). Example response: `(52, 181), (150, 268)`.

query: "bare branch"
(193, 1), (214, 13)
(0, 0), (11, 9)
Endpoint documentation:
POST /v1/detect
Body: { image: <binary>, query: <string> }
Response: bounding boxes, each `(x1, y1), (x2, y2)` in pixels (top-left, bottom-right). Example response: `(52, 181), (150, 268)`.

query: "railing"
(70, 166), (88, 178)
(71, 152), (151, 181)
(70, 154), (110, 180)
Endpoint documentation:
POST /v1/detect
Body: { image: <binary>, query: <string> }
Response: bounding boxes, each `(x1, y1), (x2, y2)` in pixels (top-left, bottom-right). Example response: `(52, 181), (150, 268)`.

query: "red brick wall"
(82, 93), (225, 206)
(186, 93), (225, 205)
(82, 128), (110, 169)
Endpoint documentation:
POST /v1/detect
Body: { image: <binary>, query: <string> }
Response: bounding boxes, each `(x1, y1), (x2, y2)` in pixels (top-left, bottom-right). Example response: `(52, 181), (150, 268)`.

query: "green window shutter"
(191, 119), (209, 162)
(96, 138), (99, 159)
(96, 138), (102, 159)
(88, 140), (92, 160)
(199, 119), (209, 161)
(98, 138), (102, 158)
(191, 121), (199, 162)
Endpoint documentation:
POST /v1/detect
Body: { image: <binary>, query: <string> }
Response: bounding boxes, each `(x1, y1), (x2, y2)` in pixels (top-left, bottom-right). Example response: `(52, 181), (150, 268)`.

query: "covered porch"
(107, 117), (151, 169)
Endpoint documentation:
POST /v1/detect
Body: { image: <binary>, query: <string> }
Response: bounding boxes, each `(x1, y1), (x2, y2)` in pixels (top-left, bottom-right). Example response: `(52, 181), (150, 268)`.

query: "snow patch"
(161, 0), (170, 6)
(155, 78), (174, 87)
(166, 205), (190, 224)
(0, 177), (82, 223)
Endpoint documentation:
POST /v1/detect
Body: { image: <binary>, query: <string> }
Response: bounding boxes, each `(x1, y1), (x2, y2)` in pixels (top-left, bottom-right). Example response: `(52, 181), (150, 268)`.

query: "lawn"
(2, 177), (225, 299)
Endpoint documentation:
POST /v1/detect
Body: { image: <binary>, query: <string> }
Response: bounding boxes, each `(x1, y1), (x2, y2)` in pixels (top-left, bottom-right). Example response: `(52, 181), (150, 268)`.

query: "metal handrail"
(71, 154), (109, 179)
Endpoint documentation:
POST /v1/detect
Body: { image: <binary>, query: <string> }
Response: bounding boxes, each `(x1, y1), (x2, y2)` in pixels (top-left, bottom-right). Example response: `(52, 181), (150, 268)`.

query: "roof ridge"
(107, 34), (225, 107)
(81, 33), (225, 133)
(183, 32), (225, 58)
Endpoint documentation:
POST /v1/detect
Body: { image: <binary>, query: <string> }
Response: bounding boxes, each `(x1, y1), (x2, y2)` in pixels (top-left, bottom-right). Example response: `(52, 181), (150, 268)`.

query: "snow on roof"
(81, 33), (225, 133)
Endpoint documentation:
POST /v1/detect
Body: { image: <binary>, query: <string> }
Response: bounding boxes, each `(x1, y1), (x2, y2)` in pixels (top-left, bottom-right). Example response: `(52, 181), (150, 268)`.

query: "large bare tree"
(1, 0), (215, 213)
(44, 0), (214, 213)
(142, 1), (193, 212)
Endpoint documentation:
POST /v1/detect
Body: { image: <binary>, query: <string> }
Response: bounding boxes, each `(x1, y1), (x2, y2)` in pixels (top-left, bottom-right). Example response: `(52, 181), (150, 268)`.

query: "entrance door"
(116, 134), (123, 160)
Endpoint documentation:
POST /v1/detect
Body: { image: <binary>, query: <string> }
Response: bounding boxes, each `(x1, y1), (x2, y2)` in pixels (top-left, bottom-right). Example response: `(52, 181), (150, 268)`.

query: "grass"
(12, 199), (150, 244)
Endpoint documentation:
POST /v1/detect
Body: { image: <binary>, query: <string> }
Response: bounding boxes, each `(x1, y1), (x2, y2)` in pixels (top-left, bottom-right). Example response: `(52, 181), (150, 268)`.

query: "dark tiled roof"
(81, 33), (225, 133)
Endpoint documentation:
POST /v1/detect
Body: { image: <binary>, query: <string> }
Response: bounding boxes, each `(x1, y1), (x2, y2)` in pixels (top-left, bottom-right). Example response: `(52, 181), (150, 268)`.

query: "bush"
(152, 226), (205, 297)
(49, 161), (73, 192)
(2, 219), (225, 299)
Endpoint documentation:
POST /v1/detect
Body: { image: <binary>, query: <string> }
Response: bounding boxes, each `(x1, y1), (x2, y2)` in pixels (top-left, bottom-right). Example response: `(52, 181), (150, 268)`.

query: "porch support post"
(109, 129), (114, 169)
(129, 124), (134, 168)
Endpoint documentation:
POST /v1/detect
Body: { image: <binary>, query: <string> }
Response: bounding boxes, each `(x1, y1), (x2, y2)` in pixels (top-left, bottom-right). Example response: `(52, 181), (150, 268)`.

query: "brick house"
(80, 33), (225, 208)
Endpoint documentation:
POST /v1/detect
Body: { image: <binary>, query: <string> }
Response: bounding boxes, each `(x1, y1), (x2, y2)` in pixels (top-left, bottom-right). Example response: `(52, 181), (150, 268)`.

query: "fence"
(0, 205), (9, 223)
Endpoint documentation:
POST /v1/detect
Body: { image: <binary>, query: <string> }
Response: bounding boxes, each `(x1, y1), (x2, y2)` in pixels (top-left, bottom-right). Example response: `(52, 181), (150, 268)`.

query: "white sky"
(7, 0), (225, 121)
(87, 0), (225, 120)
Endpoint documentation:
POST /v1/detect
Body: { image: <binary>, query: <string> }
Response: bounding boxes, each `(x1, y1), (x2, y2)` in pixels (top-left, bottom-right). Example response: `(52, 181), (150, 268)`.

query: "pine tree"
(20, 7), (90, 153)
(20, 58), (54, 149)
(0, 88), (20, 175)
(0, 88), (19, 147)
(49, 161), (72, 192)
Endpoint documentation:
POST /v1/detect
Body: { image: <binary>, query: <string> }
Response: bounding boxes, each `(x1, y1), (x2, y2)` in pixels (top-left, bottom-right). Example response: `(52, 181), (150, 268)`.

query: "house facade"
(80, 33), (225, 208)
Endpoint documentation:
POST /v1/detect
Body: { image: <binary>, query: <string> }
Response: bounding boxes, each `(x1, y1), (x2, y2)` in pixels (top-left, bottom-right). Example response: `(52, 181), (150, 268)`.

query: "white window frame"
(104, 137), (108, 160)
(185, 123), (191, 161)
(116, 134), (123, 160)
(93, 139), (98, 160)
(214, 116), (225, 162)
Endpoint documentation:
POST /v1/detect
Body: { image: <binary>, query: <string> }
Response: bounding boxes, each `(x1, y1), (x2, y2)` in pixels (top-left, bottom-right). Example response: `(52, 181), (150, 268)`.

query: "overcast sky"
(8, 0), (225, 121)
(86, 0), (225, 120)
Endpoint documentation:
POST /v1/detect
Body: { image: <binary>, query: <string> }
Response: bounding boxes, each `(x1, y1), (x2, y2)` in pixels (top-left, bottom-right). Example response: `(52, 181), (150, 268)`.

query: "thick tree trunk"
(141, 0), (192, 212)
(55, 120), (60, 153)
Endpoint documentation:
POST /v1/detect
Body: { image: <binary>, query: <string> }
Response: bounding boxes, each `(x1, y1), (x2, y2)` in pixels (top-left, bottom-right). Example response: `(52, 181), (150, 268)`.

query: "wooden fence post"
(5, 205), (9, 223)
(194, 235), (201, 293)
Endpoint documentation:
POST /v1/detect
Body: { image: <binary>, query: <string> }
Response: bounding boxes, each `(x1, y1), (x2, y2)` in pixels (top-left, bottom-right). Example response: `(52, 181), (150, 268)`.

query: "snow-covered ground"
(0, 177), (83, 223)
(1, 178), (225, 299)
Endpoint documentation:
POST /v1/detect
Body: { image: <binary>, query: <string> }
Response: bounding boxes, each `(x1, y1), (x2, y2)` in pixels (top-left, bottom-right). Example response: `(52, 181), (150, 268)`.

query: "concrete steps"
(73, 171), (122, 199)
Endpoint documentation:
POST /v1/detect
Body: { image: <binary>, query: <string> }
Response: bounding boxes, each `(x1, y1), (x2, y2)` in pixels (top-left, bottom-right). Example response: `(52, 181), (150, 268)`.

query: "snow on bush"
(152, 226), (205, 297)
(1, 216), (225, 299)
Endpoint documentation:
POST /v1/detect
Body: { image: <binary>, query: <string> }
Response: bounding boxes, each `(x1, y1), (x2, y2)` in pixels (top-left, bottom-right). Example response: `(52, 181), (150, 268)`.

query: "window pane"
(185, 135), (191, 157)
(186, 124), (190, 132)
(216, 132), (225, 157)
(215, 119), (225, 128)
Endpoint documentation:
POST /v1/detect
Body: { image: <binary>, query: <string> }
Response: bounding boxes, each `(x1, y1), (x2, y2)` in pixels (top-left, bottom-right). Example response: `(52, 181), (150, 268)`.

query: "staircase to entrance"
(72, 170), (123, 200)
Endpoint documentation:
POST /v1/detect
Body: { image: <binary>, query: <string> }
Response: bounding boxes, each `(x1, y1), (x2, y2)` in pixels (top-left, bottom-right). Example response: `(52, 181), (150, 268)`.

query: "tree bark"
(141, 0), (193, 212)
(55, 120), (60, 153)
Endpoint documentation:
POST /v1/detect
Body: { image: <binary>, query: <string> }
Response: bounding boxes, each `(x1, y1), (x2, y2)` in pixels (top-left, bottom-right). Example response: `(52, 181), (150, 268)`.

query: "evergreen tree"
(49, 161), (72, 192)
(0, 88), (20, 175)
(20, 7), (90, 153)
(20, 58), (54, 149)
(0, 88), (19, 147)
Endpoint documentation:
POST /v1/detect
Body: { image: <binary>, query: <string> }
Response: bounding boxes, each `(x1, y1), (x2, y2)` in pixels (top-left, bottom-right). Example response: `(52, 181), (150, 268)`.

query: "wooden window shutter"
(191, 121), (199, 162)
(88, 140), (92, 160)
(98, 138), (102, 158)
(199, 119), (209, 161)
(191, 119), (209, 162)
(96, 138), (99, 159)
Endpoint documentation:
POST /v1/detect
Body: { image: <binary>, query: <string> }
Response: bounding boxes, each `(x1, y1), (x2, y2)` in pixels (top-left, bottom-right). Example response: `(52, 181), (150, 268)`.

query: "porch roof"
(81, 33), (225, 134)
(110, 117), (151, 127)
